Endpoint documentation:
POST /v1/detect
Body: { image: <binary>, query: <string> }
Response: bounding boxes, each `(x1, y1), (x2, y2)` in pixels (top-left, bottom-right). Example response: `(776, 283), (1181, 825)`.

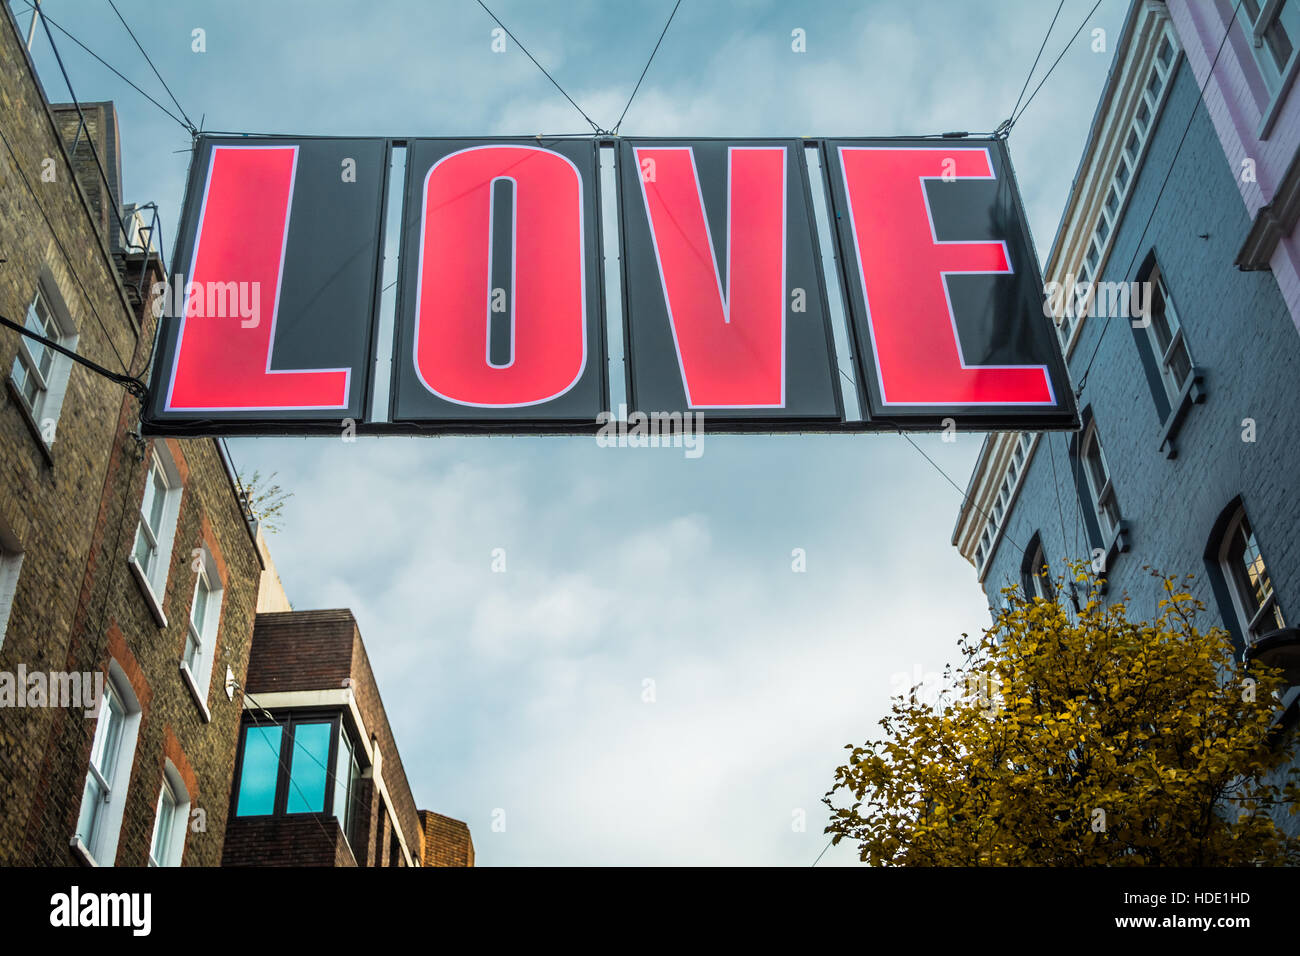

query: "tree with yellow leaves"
(826, 569), (1300, 865)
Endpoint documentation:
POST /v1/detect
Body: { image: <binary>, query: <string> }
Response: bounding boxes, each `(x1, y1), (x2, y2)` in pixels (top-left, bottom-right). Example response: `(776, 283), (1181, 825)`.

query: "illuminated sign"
(824, 138), (1074, 429)
(143, 135), (1076, 435)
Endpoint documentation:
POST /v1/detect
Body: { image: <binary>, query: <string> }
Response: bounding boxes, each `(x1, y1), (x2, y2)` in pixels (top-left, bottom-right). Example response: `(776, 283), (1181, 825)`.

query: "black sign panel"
(617, 139), (843, 423)
(822, 137), (1076, 429)
(145, 136), (387, 429)
(389, 138), (607, 426)
(140, 134), (1075, 437)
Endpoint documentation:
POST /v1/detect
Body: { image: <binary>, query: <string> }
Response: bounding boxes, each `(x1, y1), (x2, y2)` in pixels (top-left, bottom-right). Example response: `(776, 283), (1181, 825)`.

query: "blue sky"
(17, 0), (1128, 865)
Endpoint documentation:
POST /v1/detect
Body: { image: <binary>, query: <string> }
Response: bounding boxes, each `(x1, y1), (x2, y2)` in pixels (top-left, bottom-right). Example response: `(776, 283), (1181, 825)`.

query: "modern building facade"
(954, 0), (1300, 834)
(0, 4), (471, 867)
(223, 609), (473, 868)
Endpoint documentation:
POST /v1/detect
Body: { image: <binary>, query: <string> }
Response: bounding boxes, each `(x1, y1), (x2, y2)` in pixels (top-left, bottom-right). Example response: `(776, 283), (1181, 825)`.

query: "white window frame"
(1080, 421), (1121, 541)
(7, 276), (78, 451)
(1239, 0), (1300, 135)
(179, 546), (223, 722)
(73, 662), (142, 866)
(129, 444), (182, 626)
(148, 762), (191, 867)
(1143, 264), (1193, 401)
(1240, 0), (1300, 91)
(0, 520), (23, 650)
(1058, 27), (1177, 358)
(1218, 507), (1286, 643)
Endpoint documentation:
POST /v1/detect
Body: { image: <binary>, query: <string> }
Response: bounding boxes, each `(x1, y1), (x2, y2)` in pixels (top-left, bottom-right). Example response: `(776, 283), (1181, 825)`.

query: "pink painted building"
(1168, 0), (1300, 332)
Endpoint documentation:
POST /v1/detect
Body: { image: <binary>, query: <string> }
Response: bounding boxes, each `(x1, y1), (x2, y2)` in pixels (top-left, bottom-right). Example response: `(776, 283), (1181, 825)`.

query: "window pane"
(1101, 494), (1121, 533)
(77, 775), (104, 850)
(1149, 282), (1175, 353)
(1146, 69), (1161, 99)
(22, 303), (48, 372)
(1265, 17), (1294, 72)
(236, 725), (282, 816)
(21, 371), (41, 409)
(1084, 439), (1108, 495)
(133, 525), (156, 575)
(334, 730), (355, 831)
(36, 341), (55, 380)
(147, 467), (168, 533)
(1237, 519), (1274, 610)
(1165, 340), (1192, 390)
(139, 463), (160, 526)
(151, 787), (176, 866)
(93, 691), (126, 782)
(183, 630), (200, 671)
(23, 301), (43, 335)
(286, 722), (331, 813)
(191, 575), (209, 632)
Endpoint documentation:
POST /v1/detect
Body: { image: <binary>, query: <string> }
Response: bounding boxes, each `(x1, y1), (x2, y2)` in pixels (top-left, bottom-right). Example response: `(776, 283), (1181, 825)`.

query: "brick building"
(421, 811), (476, 868)
(0, 4), (264, 867)
(1, 4), (471, 868)
(954, 0), (1300, 835)
(223, 609), (474, 868)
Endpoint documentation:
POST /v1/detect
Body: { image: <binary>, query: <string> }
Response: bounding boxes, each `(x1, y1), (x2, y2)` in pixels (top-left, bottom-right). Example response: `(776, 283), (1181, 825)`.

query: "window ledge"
(128, 556), (168, 628)
(179, 661), (212, 723)
(69, 836), (99, 867)
(1156, 368), (1206, 459)
(5, 377), (54, 466)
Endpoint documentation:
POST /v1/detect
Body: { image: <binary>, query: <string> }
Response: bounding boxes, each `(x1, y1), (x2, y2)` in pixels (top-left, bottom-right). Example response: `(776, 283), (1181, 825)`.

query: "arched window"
(1021, 533), (1054, 602)
(1214, 503), (1286, 644)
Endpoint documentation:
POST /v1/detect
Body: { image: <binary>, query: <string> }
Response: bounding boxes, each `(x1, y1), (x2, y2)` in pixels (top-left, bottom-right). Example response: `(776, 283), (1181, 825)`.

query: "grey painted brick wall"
(979, 56), (1300, 839)
(985, 56), (1300, 629)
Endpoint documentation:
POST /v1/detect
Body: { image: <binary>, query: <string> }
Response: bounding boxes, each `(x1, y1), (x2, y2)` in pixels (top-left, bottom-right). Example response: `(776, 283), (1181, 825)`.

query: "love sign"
(143, 135), (1075, 435)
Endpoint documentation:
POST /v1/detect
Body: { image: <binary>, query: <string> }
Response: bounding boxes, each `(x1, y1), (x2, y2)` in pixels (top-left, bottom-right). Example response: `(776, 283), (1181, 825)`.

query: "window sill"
(5, 377), (54, 466)
(128, 556), (168, 628)
(1156, 368), (1206, 459)
(69, 835), (99, 867)
(179, 661), (212, 723)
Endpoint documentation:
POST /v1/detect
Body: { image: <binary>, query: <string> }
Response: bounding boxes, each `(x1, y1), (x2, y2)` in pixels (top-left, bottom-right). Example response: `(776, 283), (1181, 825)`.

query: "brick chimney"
(49, 101), (121, 240)
(418, 811), (475, 867)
